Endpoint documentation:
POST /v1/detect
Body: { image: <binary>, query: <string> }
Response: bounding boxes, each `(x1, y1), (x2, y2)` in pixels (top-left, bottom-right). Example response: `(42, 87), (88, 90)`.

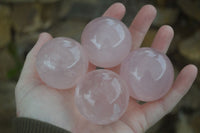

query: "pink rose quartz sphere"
(81, 17), (132, 68)
(75, 69), (129, 125)
(36, 37), (88, 89)
(120, 47), (174, 102)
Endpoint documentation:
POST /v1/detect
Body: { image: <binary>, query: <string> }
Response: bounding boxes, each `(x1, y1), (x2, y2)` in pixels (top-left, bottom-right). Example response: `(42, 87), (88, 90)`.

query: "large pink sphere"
(81, 17), (132, 68)
(120, 48), (174, 102)
(36, 37), (88, 89)
(75, 69), (129, 125)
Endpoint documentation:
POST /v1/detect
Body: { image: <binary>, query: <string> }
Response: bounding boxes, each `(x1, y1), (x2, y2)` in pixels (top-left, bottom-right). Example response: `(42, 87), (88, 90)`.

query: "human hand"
(15, 3), (198, 133)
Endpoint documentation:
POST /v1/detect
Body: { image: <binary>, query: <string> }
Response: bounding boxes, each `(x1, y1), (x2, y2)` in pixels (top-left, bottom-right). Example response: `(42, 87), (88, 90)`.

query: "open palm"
(15, 3), (197, 133)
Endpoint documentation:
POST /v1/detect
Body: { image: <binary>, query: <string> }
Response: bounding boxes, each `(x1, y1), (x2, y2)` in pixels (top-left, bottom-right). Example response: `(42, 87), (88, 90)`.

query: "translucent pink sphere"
(36, 37), (88, 89)
(120, 48), (174, 102)
(81, 17), (132, 68)
(75, 69), (129, 125)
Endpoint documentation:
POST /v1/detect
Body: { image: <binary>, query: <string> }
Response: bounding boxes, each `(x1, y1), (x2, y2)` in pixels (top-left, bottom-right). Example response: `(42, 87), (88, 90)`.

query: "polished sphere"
(75, 69), (129, 125)
(81, 17), (132, 68)
(120, 48), (174, 102)
(36, 37), (88, 89)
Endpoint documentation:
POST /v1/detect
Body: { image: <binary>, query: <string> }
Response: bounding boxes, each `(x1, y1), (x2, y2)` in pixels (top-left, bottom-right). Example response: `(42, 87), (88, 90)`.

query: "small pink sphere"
(120, 48), (174, 102)
(81, 17), (132, 68)
(36, 37), (88, 89)
(75, 69), (129, 125)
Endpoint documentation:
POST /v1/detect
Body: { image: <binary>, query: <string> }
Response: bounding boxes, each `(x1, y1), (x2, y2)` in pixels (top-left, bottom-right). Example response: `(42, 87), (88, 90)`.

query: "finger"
(29, 32), (53, 58)
(103, 2), (126, 20)
(16, 33), (53, 105)
(120, 99), (147, 133)
(109, 5), (156, 74)
(20, 33), (53, 80)
(151, 25), (174, 53)
(142, 64), (198, 128)
(129, 5), (157, 50)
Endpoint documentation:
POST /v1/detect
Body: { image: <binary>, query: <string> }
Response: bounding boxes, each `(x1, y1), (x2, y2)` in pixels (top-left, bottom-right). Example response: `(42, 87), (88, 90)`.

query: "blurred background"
(0, 0), (199, 132)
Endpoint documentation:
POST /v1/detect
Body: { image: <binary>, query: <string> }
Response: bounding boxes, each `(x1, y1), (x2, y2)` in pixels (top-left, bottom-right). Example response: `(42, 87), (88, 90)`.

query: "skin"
(15, 3), (198, 133)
